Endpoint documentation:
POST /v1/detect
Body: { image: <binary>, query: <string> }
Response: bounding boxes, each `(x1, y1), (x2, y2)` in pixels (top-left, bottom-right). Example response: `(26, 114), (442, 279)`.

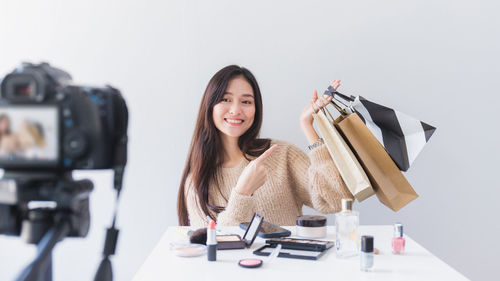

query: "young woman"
(177, 65), (353, 226)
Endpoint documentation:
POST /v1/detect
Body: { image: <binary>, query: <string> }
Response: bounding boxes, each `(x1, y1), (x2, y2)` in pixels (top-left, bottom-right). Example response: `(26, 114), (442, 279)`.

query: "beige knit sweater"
(184, 140), (354, 226)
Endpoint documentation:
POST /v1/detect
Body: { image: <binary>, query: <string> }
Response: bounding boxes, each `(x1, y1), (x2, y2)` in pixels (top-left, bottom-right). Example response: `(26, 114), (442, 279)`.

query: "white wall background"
(1, 0), (499, 280)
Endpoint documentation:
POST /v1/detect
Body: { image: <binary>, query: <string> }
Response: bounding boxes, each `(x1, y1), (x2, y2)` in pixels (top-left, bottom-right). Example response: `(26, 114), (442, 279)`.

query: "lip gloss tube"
(207, 220), (217, 261)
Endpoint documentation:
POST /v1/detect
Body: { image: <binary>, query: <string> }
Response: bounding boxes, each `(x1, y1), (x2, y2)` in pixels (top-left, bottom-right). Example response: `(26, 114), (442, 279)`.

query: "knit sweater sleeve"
(287, 143), (354, 213)
(184, 174), (256, 227)
(214, 189), (256, 226)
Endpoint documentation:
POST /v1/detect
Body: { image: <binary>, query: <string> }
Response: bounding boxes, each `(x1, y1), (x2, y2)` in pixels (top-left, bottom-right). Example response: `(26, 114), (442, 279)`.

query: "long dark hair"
(177, 65), (271, 226)
(0, 114), (12, 137)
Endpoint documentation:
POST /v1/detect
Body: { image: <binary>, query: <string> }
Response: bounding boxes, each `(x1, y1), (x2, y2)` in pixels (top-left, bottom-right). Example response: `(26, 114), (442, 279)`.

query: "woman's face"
(0, 118), (10, 133)
(212, 76), (256, 140)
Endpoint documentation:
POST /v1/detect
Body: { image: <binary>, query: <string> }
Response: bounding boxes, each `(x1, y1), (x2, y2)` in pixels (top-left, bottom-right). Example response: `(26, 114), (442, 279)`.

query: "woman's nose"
(229, 102), (242, 115)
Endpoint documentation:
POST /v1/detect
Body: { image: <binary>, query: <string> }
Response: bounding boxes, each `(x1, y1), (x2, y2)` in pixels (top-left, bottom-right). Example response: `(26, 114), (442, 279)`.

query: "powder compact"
(216, 235), (246, 250)
(172, 243), (207, 257)
(217, 212), (264, 250)
(296, 215), (327, 238)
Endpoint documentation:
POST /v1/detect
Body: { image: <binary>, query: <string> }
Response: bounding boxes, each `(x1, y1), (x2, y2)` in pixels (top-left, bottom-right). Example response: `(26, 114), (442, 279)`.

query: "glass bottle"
(335, 198), (359, 258)
(360, 236), (374, 271)
(392, 223), (405, 254)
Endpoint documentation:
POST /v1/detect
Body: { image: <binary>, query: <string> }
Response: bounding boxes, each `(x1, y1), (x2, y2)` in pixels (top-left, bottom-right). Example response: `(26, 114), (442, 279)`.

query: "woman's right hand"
(235, 144), (278, 196)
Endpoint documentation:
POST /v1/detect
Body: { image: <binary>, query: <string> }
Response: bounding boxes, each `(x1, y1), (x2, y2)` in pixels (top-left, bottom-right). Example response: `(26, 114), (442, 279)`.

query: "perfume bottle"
(360, 235), (374, 271)
(335, 198), (359, 258)
(392, 223), (405, 254)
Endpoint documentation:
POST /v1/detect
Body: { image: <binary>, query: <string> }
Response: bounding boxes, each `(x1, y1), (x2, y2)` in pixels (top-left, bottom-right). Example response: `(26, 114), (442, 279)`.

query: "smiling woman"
(177, 65), (353, 226)
(212, 77), (256, 155)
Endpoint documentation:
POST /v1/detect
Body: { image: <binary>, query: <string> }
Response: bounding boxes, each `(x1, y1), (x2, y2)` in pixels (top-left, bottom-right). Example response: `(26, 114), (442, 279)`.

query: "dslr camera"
(0, 62), (128, 246)
(0, 62), (128, 171)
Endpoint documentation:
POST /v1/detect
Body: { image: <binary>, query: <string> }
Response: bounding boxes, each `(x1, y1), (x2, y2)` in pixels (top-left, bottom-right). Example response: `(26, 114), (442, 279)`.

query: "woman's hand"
(300, 80), (340, 144)
(234, 144), (278, 196)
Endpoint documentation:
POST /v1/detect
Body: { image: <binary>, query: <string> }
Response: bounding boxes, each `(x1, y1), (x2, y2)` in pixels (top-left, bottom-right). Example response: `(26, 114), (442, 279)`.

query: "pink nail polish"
(392, 223), (405, 255)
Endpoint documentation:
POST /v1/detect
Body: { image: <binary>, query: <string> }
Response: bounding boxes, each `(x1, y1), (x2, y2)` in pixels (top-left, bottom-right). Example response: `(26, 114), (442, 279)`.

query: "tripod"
(15, 216), (71, 281)
(0, 172), (93, 281)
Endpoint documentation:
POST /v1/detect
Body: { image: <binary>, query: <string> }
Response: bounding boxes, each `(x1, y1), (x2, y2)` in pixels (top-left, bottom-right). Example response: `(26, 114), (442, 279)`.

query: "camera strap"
(94, 166), (125, 281)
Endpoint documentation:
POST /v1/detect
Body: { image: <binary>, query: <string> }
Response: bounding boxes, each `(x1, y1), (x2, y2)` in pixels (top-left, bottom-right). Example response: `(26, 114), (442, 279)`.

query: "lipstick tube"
(207, 220), (217, 261)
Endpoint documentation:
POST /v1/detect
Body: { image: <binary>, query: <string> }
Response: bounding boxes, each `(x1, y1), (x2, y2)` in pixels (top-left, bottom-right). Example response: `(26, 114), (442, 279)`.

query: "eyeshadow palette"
(264, 238), (335, 251)
(253, 244), (326, 260)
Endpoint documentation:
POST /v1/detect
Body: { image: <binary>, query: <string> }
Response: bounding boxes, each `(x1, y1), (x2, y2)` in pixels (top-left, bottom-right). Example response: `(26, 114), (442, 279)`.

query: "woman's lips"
(224, 118), (244, 126)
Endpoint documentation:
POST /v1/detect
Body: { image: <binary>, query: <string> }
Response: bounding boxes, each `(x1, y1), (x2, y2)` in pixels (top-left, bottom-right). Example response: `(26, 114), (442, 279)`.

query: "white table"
(132, 225), (468, 281)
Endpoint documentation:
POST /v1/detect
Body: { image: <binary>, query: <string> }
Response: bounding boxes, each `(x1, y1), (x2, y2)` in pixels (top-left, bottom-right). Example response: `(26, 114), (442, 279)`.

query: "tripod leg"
(15, 219), (70, 281)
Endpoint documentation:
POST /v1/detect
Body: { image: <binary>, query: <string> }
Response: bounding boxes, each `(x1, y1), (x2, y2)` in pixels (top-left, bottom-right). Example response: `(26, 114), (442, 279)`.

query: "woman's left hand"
(299, 80), (340, 144)
(300, 80), (340, 126)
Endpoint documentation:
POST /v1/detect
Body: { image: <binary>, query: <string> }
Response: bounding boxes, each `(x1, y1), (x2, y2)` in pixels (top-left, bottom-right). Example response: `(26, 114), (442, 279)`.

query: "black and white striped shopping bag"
(325, 87), (436, 172)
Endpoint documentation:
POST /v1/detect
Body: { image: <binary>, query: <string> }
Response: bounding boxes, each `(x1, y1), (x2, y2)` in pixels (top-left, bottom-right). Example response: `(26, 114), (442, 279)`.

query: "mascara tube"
(207, 220), (217, 261)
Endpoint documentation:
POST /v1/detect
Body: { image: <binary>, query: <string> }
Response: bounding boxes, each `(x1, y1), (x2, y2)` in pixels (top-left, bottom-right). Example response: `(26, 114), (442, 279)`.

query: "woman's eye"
(221, 98), (230, 102)
(242, 100), (252, 105)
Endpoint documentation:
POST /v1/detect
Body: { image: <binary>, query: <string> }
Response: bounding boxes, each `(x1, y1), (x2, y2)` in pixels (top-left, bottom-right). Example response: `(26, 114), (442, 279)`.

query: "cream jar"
(296, 215), (327, 238)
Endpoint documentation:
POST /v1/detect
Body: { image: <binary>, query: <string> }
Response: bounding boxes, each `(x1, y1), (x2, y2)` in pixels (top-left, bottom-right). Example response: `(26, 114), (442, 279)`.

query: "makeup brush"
(189, 228), (207, 245)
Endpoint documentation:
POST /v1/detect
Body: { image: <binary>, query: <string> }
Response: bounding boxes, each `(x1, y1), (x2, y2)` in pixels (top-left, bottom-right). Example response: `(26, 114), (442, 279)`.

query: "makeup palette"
(253, 237), (335, 260)
(216, 212), (265, 250)
(216, 235), (246, 250)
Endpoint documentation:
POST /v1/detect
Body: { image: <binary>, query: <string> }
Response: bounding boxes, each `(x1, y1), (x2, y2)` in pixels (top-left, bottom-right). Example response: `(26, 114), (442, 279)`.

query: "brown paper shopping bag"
(313, 109), (374, 202)
(334, 112), (419, 211)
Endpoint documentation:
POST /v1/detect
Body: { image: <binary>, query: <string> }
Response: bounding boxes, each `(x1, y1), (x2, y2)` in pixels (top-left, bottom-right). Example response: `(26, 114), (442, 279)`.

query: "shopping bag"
(313, 109), (374, 202)
(324, 86), (436, 171)
(330, 103), (419, 211)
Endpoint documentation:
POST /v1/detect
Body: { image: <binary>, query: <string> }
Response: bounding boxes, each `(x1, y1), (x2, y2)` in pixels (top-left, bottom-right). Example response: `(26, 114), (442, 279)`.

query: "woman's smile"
(224, 118), (244, 126)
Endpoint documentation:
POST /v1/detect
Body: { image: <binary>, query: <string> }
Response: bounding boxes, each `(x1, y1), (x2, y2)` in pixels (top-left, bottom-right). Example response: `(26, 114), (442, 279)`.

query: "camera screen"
(0, 105), (58, 166)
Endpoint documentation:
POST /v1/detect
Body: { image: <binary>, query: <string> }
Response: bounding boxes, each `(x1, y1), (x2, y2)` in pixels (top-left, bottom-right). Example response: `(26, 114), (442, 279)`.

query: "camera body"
(0, 62), (128, 243)
(0, 62), (128, 171)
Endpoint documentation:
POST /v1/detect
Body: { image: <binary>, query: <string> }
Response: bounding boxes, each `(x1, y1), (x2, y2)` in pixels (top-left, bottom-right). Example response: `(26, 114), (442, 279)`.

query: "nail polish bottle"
(360, 236), (374, 271)
(392, 223), (405, 255)
(335, 198), (359, 258)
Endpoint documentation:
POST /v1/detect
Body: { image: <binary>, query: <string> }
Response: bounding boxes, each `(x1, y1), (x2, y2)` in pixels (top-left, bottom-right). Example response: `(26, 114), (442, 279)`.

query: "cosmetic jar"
(296, 215), (327, 238)
(360, 236), (374, 272)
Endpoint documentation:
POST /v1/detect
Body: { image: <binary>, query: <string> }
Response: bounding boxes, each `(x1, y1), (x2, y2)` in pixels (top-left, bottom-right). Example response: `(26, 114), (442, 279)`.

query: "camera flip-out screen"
(0, 105), (58, 167)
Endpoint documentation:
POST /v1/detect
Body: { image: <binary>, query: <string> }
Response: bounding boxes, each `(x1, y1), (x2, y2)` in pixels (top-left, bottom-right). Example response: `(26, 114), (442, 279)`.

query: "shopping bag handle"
(320, 101), (349, 122)
(323, 86), (355, 102)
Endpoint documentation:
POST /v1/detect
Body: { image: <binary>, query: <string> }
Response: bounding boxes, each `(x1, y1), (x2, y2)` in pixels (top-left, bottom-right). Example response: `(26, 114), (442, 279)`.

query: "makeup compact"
(238, 258), (263, 268)
(216, 235), (246, 250)
(217, 212), (264, 250)
(171, 243), (207, 257)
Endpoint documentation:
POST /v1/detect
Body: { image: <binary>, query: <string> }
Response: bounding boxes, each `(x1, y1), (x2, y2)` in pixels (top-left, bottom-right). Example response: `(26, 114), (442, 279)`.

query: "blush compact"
(238, 258), (263, 268)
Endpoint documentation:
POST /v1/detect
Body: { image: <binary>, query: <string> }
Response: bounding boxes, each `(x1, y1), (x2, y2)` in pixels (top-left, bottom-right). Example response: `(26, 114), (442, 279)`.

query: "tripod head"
(0, 172), (93, 243)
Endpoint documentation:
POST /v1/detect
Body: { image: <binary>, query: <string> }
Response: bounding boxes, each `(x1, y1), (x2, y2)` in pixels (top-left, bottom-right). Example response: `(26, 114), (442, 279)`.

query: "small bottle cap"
(341, 198), (353, 212)
(393, 223), (403, 238)
(361, 236), (374, 253)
